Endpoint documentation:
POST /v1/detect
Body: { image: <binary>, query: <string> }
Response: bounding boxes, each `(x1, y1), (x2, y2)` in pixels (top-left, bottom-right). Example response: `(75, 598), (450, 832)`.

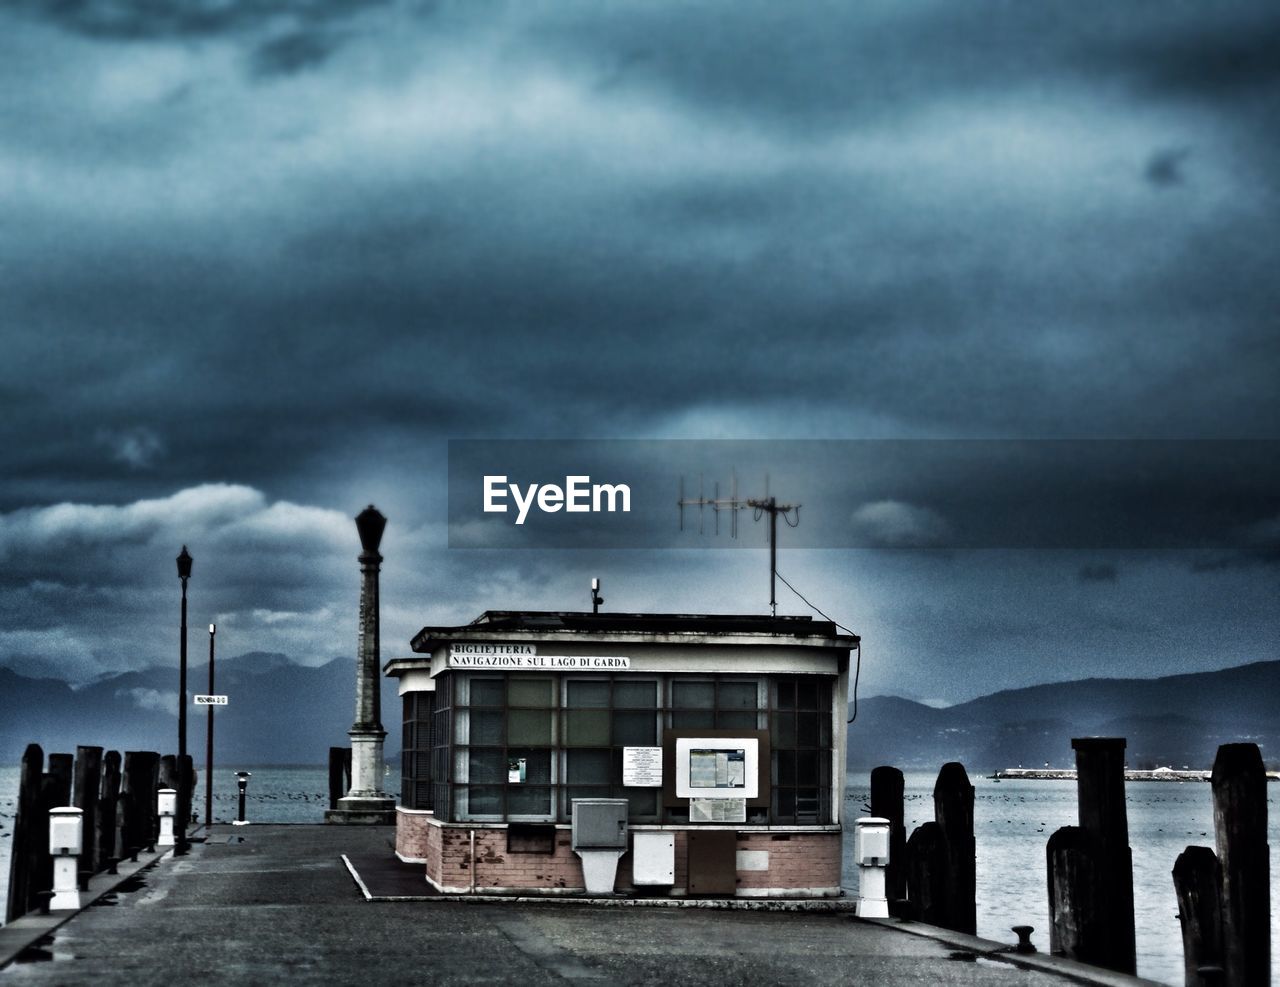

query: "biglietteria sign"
(448, 644), (631, 670)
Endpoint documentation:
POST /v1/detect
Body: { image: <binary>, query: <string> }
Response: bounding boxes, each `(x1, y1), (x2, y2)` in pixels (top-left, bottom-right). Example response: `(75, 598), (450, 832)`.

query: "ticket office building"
(386, 611), (857, 898)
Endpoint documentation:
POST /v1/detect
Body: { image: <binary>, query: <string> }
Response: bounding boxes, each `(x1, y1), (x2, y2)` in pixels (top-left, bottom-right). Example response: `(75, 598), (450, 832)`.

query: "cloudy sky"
(1, 0), (1277, 705)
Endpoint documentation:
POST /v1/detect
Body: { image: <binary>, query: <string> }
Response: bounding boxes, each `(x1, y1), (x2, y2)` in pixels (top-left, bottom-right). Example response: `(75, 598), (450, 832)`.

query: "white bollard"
(157, 788), (177, 847)
(855, 816), (891, 919)
(48, 806), (84, 911)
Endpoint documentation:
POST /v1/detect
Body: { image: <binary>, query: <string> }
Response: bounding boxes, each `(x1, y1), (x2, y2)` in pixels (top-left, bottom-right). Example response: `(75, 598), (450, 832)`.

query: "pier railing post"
(904, 821), (948, 926)
(1211, 743), (1269, 986)
(1173, 845), (1224, 986)
(180, 754), (196, 841)
(902, 762), (976, 933)
(73, 746), (103, 873)
(4, 744), (43, 922)
(934, 761), (976, 935)
(1069, 737), (1136, 974)
(870, 766), (907, 913)
(98, 750), (122, 866)
(1047, 826), (1101, 962)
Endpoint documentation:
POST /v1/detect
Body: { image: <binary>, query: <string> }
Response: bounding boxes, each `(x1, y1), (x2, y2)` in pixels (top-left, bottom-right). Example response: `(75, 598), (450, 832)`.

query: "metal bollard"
(157, 788), (177, 847)
(48, 806), (84, 910)
(855, 816), (891, 919)
(233, 771), (252, 826)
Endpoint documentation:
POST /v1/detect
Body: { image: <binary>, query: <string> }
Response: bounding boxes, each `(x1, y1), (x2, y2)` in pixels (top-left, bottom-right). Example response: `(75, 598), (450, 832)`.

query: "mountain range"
(0, 653), (401, 768)
(847, 659), (1280, 772)
(2, 656), (1276, 774)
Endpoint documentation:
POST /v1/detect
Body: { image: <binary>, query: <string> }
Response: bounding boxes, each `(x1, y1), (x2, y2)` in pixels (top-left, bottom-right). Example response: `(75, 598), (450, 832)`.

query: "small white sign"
(194, 695), (228, 706)
(622, 747), (663, 787)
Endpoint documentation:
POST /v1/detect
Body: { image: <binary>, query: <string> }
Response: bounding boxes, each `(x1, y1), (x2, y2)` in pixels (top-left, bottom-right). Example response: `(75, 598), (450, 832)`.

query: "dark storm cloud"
(1, 2), (1277, 696)
(1079, 563), (1119, 583)
(1144, 147), (1190, 187)
(249, 31), (340, 79)
(10, 0), (383, 41)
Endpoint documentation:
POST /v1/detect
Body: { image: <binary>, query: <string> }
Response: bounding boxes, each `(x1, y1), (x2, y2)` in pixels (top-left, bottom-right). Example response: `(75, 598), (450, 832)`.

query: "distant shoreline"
(992, 767), (1280, 782)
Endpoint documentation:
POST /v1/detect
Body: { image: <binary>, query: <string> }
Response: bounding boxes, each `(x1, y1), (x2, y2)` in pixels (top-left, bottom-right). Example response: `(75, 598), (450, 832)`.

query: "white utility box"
(632, 832), (675, 886)
(49, 806), (83, 856)
(856, 816), (890, 865)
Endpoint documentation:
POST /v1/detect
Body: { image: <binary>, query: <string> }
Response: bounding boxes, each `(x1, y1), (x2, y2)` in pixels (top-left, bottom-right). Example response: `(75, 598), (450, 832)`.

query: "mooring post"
(934, 761), (976, 934)
(1211, 743), (1269, 987)
(73, 746), (103, 873)
(1071, 737), (1136, 974)
(5, 744), (43, 922)
(870, 765), (907, 913)
(47, 753), (73, 805)
(98, 750), (121, 868)
(180, 754), (196, 842)
(159, 754), (178, 795)
(141, 751), (161, 850)
(120, 751), (139, 856)
(1173, 845), (1224, 986)
(1047, 825), (1100, 962)
(904, 820), (948, 926)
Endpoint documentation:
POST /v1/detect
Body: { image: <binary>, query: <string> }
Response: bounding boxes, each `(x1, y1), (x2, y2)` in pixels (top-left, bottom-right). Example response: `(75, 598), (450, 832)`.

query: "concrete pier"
(1, 825), (1162, 986)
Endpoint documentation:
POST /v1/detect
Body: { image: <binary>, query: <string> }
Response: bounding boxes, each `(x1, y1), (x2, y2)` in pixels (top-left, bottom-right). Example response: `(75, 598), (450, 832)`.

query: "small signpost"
(194, 695), (228, 705)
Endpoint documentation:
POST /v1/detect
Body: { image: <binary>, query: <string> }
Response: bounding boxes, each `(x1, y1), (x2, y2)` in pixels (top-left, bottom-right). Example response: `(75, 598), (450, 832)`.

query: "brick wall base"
(395, 809), (841, 898)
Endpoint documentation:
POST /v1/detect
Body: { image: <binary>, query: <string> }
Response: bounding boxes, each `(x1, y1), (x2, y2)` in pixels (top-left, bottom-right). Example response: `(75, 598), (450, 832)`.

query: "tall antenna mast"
(678, 473), (800, 616)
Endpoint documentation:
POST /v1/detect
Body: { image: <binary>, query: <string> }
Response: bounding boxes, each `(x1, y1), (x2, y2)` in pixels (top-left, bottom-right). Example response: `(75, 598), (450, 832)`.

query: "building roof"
(408, 610), (859, 654)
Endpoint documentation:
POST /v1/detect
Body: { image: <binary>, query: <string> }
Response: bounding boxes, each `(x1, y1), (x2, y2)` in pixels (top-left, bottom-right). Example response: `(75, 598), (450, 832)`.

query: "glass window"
(565, 710), (610, 746)
(469, 748), (506, 784)
(612, 711), (657, 746)
(509, 708), (553, 745)
(614, 680), (657, 707)
(509, 677), (554, 707)
(672, 681), (714, 708)
(718, 681), (758, 709)
(567, 749), (611, 784)
(471, 678), (504, 706)
(470, 710), (504, 745)
(567, 680), (610, 707)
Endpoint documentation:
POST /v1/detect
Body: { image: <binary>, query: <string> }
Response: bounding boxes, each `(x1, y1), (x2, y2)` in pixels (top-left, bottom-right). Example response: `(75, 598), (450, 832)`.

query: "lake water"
(3, 765), (1277, 984)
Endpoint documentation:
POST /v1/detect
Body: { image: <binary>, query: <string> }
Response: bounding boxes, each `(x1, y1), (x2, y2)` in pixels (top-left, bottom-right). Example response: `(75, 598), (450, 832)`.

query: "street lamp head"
(355, 505), (387, 553)
(176, 546), (193, 581)
(209, 623), (216, 635)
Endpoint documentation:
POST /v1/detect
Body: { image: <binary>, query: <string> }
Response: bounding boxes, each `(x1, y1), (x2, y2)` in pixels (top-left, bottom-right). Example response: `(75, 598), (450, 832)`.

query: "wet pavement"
(0, 825), (1157, 986)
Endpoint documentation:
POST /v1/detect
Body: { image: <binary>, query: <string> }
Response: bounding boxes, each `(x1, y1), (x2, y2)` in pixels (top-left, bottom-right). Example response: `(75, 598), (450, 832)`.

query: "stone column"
(326, 505), (396, 824)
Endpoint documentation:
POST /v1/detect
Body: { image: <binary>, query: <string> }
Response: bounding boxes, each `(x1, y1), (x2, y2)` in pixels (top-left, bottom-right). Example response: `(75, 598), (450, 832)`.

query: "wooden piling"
(120, 751), (143, 855)
(1048, 826), (1102, 964)
(870, 765), (907, 913)
(904, 821), (949, 926)
(47, 752), (74, 805)
(159, 753), (178, 792)
(934, 761), (976, 935)
(73, 746), (103, 873)
(4, 744), (43, 922)
(180, 754), (195, 839)
(1211, 743), (1269, 986)
(97, 750), (121, 870)
(1173, 845), (1224, 986)
(1070, 737), (1136, 974)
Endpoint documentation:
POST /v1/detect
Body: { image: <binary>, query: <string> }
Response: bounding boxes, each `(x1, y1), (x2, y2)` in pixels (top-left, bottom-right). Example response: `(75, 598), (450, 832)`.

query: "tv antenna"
(678, 473), (800, 616)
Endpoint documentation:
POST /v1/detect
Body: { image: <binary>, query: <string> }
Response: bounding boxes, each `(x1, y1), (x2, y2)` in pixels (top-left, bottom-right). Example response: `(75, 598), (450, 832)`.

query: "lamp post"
(205, 623), (216, 829)
(176, 546), (192, 855)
